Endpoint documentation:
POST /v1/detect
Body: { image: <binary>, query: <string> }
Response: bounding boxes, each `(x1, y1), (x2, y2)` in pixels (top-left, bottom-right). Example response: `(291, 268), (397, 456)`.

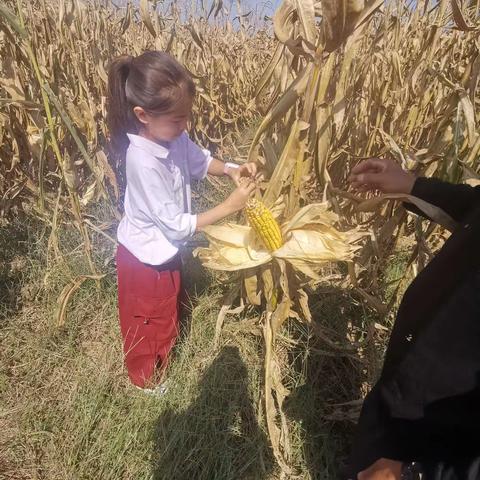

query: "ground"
(0, 208), (403, 480)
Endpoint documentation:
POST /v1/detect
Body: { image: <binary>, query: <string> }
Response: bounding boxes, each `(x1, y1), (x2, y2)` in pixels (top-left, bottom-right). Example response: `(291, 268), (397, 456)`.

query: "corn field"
(0, 0), (271, 269)
(1, 0), (480, 476)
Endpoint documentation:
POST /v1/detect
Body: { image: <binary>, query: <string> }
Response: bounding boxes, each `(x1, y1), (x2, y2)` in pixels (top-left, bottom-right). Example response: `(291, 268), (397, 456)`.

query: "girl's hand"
(357, 458), (402, 480)
(227, 162), (258, 186)
(348, 158), (416, 194)
(224, 178), (256, 213)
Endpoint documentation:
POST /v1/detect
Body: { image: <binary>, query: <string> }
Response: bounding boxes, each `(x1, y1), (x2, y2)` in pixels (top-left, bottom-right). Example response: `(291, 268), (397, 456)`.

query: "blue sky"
(180, 0), (282, 21)
(113, 1), (282, 20)
(226, 1), (281, 20)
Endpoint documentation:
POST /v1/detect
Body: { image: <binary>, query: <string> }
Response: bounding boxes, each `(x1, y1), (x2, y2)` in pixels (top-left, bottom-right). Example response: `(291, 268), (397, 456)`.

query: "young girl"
(107, 51), (257, 394)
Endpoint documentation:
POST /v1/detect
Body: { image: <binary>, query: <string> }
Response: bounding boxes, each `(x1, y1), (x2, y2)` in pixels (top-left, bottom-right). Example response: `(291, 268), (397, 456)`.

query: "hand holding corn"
(224, 178), (257, 213)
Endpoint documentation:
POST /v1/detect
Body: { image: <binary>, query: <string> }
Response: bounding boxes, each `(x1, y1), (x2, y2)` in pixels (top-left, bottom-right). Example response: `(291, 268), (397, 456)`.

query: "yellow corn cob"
(245, 199), (283, 252)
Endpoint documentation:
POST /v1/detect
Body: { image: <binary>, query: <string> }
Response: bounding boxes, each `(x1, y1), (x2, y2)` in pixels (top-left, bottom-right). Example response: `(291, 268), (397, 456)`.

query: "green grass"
(0, 215), (383, 480)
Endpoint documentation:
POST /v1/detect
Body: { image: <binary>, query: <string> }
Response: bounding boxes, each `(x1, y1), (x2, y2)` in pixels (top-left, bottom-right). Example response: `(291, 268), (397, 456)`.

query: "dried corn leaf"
(56, 274), (106, 326)
(357, 194), (458, 232)
(139, 0), (156, 37)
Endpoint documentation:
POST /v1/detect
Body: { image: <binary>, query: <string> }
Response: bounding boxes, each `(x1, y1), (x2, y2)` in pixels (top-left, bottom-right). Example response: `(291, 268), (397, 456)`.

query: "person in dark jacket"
(345, 158), (480, 480)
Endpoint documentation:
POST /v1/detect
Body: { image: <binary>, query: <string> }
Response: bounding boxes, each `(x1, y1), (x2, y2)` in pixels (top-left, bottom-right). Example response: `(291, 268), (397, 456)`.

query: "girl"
(107, 51), (257, 394)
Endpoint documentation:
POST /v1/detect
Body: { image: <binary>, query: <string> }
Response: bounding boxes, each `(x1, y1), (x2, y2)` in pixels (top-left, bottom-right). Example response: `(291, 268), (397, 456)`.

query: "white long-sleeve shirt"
(117, 132), (213, 265)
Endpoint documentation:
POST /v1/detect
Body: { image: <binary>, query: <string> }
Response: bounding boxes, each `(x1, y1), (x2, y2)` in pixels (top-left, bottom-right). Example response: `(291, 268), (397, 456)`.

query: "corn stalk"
(225, 0), (480, 471)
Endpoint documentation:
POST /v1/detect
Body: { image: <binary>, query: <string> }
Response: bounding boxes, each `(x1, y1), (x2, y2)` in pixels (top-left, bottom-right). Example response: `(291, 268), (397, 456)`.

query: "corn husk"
(195, 202), (360, 279)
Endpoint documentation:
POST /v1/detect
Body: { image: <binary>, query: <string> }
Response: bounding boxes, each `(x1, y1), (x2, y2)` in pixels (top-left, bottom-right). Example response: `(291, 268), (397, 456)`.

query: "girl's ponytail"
(107, 55), (136, 160)
(106, 51), (195, 162)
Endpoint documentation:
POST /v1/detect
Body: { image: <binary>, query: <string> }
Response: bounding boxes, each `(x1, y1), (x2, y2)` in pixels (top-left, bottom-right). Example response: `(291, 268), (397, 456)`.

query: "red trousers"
(116, 244), (181, 388)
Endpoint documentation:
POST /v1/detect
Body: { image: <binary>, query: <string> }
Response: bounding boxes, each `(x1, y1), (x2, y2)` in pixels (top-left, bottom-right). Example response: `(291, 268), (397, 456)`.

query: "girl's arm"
(132, 163), (255, 239)
(196, 179), (256, 230)
(184, 133), (256, 183)
(207, 158), (257, 184)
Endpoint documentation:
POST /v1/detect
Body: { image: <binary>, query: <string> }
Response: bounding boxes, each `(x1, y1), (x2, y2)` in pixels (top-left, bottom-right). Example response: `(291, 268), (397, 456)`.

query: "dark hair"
(106, 51), (195, 158)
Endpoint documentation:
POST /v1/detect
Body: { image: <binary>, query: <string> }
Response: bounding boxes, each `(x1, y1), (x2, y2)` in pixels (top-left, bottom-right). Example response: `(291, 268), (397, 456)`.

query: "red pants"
(116, 244), (181, 388)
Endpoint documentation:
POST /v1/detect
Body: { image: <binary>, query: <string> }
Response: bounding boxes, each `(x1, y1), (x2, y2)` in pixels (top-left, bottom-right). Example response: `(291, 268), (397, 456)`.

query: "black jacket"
(346, 177), (480, 480)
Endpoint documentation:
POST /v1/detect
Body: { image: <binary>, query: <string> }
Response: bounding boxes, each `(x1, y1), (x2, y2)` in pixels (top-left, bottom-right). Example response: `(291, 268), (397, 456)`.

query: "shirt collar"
(127, 134), (170, 159)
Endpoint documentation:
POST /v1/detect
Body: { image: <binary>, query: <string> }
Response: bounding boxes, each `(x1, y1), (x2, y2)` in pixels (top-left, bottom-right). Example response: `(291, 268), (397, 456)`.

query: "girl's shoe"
(135, 381), (169, 397)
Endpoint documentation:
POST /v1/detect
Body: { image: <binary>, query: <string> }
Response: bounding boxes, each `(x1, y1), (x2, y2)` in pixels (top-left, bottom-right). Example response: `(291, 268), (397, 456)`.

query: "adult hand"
(348, 158), (416, 194)
(357, 458), (402, 480)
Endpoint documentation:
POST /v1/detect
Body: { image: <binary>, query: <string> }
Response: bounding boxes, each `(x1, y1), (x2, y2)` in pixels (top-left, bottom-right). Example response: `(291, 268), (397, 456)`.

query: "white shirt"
(117, 132), (213, 265)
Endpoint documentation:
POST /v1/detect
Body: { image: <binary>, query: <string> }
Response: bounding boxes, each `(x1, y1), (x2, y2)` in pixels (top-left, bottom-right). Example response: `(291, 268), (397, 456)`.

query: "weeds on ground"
(0, 215), (398, 479)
